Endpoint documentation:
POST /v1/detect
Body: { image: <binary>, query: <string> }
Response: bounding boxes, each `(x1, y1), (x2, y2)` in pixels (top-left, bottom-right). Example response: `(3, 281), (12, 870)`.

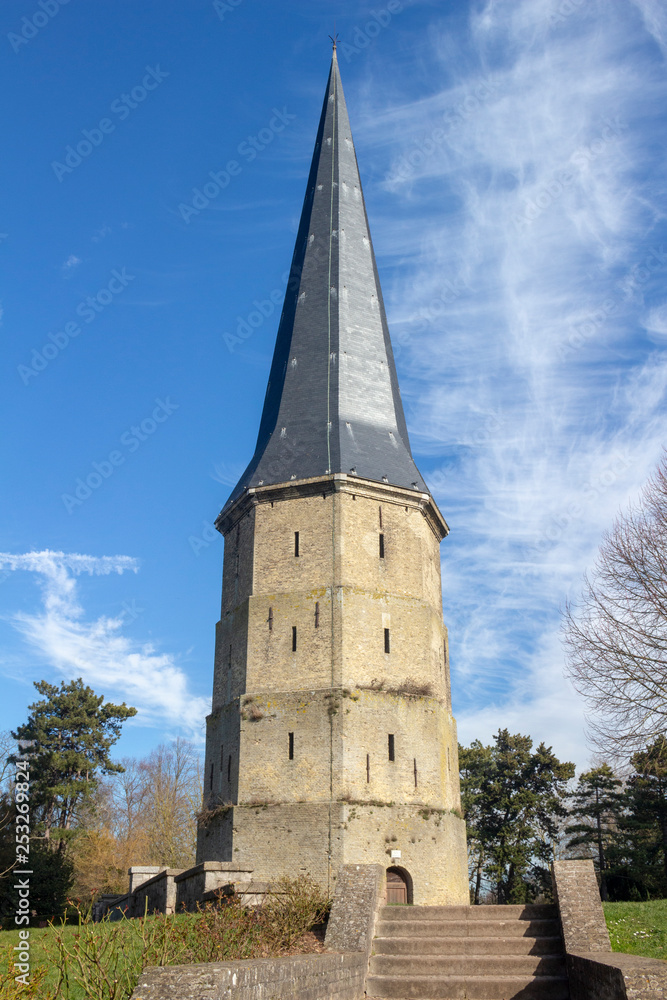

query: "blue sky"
(1, 0), (666, 771)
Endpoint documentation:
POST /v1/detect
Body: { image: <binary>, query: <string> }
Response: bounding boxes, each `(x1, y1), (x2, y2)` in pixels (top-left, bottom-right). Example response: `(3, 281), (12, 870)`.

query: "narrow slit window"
(388, 734), (395, 762)
(379, 533), (385, 558)
(220, 744), (224, 768)
(366, 753), (370, 783)
(227, 755), (232, 782)
(414, 758), (418, 787)
(228, 644), (232, 668)
(292, 626), (297, 652)
(379, 505), (383, 528)
(314, 601), (320, 628)
(384, 628), (390, 654)
(209, 763), (214, 790)
(268, 607), (273, 631)
(447, 747), (451, 772)
(288, 732), (294, 760)
(235, 552), (239, 576)
(294, 531), (300, 557)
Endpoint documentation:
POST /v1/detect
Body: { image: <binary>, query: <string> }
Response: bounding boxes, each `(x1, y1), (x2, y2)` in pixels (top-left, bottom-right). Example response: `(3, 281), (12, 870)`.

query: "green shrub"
(0, 875), (330, 1000)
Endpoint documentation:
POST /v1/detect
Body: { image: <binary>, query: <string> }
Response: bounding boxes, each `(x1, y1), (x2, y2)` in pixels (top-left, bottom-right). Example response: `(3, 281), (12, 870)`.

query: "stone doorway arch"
(386, 866), (413, 905)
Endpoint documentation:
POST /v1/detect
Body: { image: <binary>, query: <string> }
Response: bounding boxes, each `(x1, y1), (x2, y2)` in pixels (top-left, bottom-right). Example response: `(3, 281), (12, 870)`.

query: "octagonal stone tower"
(197, 50), (469, 905)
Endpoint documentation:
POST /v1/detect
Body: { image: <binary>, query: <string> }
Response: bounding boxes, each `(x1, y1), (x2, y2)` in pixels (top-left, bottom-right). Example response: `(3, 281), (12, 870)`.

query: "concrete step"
(372, 934), (564, 956)
(369, 954), (567, 977)
(375, 917), (560, 938)
(379, 904), (558, 921)
(366, 973), (570, 999)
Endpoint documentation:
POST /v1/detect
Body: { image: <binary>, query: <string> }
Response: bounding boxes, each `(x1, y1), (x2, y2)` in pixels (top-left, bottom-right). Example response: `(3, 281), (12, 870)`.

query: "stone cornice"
(215, 473), (448, 540)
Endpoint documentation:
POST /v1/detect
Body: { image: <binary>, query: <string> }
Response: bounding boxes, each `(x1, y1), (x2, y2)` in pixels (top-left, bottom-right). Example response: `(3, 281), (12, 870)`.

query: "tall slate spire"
(224, 51), (427, 511)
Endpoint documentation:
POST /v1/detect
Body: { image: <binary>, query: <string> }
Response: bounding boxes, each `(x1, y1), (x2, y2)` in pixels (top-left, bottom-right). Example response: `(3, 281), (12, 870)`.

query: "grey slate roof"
(223, 51), (427, 513)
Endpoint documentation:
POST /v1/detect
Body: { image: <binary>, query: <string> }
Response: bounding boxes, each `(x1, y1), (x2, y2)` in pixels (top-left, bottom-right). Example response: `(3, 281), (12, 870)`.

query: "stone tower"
(197, 51), (469, 906)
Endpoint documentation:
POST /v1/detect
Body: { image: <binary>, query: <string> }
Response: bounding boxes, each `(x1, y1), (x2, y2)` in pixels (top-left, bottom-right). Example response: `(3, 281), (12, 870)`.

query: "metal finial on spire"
(329, 32), (339, 52)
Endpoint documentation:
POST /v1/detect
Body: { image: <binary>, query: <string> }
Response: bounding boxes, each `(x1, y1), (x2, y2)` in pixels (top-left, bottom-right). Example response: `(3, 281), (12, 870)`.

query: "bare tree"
(70, 741), (202, 898)
(140, 738), (202, 868)
(562, 452), (667, 756)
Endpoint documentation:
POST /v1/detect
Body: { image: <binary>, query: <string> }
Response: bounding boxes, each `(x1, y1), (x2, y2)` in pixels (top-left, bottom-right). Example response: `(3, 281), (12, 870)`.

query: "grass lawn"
(1, 917), (187, 1000)
(0, 878), (329, 999)
(604, 899), (667, 961)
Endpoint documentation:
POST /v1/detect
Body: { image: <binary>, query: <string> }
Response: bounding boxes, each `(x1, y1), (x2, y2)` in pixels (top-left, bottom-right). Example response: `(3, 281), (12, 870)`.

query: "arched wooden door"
(386, 867), (408, 904)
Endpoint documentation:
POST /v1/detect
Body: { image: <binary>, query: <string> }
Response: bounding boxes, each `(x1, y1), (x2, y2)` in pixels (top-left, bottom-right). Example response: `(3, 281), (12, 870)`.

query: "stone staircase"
(366, 903), (570, 999)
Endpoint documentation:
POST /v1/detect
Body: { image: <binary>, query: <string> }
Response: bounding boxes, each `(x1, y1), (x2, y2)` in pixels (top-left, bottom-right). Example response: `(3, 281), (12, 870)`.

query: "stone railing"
(552, 859), (667, 1000)
(130, 863), (384, 1000)
(174, 862), (255, 912)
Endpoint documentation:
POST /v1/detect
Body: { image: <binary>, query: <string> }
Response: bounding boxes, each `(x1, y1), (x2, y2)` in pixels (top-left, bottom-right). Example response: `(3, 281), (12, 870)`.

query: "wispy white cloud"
(91, 224), (112, 243)
(359, 0), (667, 767)
(61, 254), (82, 275)
(643, 302), (667, 340)
(631, 0), (667, 58)
(0, 551), (209, 739)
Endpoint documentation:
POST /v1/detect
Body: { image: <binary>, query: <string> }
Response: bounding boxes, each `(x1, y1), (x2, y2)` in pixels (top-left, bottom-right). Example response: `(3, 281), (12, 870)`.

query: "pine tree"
(459, 740), (493, 904)
(621, 737), (667, 898)
(460, 730), (575, 903)
(565, 763), (624, 900)
(11, 679), (136, 850)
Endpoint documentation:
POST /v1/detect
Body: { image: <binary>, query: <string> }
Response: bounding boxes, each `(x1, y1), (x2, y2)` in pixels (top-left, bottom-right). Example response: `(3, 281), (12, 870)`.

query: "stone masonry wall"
(199, 800), (467, 904)
(206, 688), (457, 809)
(553, 859), (667, 1000)
(175, 862), (254, 912)
(199, 474), (468, 907)
(132, 868), (182, 917)
(567, 952), (667, 1000)
(131, 952), (367, 1000)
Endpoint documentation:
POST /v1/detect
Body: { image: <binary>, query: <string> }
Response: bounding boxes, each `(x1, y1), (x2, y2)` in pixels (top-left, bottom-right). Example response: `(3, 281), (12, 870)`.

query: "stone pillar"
(128, 866), (163, 894)
(325, 863), (384, 957)
(552, 858), (611, 953)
